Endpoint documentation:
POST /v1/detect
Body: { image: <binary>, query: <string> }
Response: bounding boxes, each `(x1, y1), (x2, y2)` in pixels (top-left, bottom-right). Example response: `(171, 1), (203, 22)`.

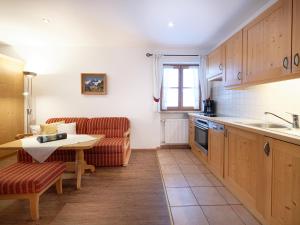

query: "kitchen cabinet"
(189, 117), (195, 147)
(243, 0), (292, 84)
(224, 30), (243, 87)
(224, 127), (271, 224)
(270, 139), (300, 225)
(207, 45), (225, 80)
(208, 122), (225, 179)
(292, 0), (300, 73)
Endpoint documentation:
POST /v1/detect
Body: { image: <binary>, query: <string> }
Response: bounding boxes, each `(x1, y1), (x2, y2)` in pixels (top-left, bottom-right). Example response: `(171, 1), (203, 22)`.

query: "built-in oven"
(194, 119), (209, 155)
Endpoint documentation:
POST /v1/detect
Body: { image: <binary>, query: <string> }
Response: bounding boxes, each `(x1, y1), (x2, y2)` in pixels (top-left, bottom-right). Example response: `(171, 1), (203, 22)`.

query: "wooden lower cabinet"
(224, 127), (271, 224)
(189, 117), (195, 147)
(270, 139), (300, 225)
(208, 126), (225, 179)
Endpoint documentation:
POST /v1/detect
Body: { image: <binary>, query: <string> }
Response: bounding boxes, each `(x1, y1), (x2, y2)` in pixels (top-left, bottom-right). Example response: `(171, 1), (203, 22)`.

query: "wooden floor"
(0, 150), (172, 225)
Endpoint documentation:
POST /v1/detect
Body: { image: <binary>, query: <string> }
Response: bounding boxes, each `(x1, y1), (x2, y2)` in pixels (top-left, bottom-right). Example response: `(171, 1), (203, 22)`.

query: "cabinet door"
(270, 139), (300, 225)
(224, 31), (243, 86)
(243, 0), (292, 83)
(208, 127), (224, 179)
(189, 117), (195, 147)
(207, 46), (224, 79)
(292, 0), (300, 73)
(224, 127), (271, 223)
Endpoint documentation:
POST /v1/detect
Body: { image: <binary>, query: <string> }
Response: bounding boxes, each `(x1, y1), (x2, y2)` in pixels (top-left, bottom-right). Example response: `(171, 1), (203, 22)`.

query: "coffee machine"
(202, 99), (216, 117)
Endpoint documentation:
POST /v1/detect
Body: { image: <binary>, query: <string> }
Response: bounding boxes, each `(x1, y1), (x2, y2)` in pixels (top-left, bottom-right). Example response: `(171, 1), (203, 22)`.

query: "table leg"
(75, 150), (84, 190)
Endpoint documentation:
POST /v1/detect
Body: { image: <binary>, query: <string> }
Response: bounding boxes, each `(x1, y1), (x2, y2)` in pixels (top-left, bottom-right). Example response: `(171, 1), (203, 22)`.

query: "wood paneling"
(270, 139), (300, 225)
(208, 127), (224, 179)
(243, 0), (292, 83)
(0, 54), (24, 145)
(224, 30), (243, 87)
(292, 0), (300, 73)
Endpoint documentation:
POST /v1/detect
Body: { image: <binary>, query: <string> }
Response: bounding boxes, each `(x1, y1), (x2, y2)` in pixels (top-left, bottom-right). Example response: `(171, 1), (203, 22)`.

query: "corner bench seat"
(18, 117), (131, 167)
(0, 162), (65, 220)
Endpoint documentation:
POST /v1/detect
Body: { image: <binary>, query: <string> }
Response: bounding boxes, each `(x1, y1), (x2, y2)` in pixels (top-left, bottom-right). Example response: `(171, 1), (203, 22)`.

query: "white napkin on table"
(21, 134), (97, 163)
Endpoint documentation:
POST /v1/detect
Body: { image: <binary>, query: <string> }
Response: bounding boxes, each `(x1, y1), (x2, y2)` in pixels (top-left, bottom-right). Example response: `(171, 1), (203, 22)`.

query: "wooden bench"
(0, 162), (66, 220)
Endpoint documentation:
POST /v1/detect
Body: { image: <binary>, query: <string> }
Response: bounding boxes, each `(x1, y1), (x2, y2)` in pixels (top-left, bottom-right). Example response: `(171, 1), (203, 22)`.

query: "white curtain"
(199, 56), (210, 108)
(152, 54), (163, 112)
(191, 66), (200, 109)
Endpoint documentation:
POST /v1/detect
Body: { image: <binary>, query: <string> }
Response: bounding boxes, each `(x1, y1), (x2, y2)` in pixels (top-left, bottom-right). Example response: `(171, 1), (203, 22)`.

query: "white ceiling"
(0, 0), (272, 50)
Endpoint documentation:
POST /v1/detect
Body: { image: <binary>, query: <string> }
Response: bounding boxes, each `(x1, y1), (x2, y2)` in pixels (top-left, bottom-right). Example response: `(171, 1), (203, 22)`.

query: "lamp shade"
(23, 71), (37, 77)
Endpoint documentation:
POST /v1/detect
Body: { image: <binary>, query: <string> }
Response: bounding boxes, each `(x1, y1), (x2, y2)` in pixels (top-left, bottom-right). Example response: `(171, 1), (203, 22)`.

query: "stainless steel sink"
(244, 123), (289, 129)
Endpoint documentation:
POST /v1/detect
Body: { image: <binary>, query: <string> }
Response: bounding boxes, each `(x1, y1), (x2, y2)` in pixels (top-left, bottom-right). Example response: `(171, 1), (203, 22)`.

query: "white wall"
(211, 79), (300, 124)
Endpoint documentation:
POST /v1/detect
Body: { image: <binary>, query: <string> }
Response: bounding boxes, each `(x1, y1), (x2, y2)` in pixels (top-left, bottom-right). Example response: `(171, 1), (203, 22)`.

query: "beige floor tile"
(185, 174), (213, 187)
(205, 174), (223, 186)
(166, 188), (198, 206)
(216, 187), (240, 204)
(163, 174), (189, 187)
(196, 164), (211, 173)
(201, 205), (244, 225)
(159, 156), (177, 165)
(192, 187), (227, 205)
(231, 205), (261, 225)
(171, 206), (209, 225)
(179, 164), (202, 174)
(161, 164), (182, 175)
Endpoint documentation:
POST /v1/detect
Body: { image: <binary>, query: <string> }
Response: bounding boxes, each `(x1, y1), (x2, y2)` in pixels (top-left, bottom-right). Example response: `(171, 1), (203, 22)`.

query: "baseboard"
(160, 144), (191, 149)
(132, 148), (158, 151)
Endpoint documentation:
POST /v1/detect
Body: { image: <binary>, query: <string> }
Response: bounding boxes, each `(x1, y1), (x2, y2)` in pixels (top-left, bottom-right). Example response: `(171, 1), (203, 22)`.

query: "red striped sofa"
(18, 117), (131, 167)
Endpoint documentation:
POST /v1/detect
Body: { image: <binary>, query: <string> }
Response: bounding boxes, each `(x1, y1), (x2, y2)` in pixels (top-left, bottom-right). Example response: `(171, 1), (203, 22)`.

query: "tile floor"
(157, 149), (261, 225)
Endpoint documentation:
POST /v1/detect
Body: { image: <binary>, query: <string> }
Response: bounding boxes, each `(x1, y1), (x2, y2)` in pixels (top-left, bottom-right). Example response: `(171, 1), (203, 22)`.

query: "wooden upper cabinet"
(270, 139), (300, 225)
(243, 0), (292, 83)
(292, 0), (300, 73)
(207, 45), (225, 80)
(224, 31), (243, 87)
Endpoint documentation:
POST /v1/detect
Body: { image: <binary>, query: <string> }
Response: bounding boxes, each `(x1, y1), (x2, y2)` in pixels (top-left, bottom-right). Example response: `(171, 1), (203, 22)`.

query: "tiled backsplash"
(211, 78), (300, 123)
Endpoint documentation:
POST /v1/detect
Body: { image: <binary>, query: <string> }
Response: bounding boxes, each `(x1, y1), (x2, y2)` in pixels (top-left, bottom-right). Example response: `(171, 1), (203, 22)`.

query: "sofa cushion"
(89, 138), (126, 154)
(0, 162), (66, 194)
(87, 117), (130, 137)
(46, 117), (89, 134)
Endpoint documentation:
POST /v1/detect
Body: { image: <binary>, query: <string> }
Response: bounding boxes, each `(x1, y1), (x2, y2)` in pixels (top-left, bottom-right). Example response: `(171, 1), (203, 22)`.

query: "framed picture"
(81, 73), (107, 95)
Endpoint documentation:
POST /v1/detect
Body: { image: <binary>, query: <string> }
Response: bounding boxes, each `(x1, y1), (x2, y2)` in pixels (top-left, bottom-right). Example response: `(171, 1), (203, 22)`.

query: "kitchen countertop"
(189, 113), (300, 146)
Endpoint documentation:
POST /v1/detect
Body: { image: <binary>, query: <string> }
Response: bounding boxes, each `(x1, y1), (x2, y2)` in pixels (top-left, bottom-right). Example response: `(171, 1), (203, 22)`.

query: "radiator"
(161, 119), (189, 144)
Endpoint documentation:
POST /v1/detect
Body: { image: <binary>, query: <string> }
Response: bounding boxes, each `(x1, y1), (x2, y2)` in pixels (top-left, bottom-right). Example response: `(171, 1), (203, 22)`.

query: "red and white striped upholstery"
(87, 117), (130, 137)
(18, 117), (131, 167)
(46, 117), (89, 134)
(0, 162), (66, 194)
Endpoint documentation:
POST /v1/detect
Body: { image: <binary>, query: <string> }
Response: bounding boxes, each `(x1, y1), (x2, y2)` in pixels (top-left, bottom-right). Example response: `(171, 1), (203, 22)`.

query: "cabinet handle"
(294, 53), (299, 67)
(237, 72), (241, 80)
(283, 57), (289, 70)
(219, 64), (223, 71)
(263, 142), (270, 157)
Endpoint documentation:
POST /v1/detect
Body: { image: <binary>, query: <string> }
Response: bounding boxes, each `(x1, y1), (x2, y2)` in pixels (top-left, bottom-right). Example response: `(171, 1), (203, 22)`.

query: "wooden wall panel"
(0, 53), (24, 145)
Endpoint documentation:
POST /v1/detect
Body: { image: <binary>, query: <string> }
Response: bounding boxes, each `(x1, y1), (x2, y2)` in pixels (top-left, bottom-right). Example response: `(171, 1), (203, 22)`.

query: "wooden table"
(0, 135), (104, 190)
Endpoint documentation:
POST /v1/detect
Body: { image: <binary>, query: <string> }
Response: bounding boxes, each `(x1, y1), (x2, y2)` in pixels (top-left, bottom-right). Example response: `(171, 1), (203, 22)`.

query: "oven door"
(194, 123), (208, 155)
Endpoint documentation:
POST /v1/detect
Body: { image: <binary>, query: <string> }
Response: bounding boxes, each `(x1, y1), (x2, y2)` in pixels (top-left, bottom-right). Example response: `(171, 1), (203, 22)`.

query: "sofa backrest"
(86, 117), (130, 138)
(46, 117), (89, 134)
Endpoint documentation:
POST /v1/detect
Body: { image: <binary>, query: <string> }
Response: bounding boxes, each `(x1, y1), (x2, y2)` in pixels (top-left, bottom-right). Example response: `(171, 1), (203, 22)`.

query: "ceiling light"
(168, 22), (174, 28)
(42, 18), (50, 24)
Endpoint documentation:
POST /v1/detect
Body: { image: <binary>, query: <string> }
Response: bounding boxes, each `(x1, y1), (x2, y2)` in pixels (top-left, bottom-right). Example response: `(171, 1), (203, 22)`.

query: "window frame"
(161, 64), (200, 111)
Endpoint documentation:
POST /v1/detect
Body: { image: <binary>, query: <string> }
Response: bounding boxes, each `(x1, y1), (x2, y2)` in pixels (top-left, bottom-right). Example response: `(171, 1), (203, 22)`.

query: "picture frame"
(81, 73), (107, 95)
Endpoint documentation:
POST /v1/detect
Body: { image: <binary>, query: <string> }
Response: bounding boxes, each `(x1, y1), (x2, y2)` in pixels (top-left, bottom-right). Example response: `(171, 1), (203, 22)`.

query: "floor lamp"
(23, 71), (37, 133)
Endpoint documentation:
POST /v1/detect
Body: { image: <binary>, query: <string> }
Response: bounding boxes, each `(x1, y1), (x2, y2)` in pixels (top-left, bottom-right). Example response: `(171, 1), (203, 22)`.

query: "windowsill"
(160, 111), (201, 114)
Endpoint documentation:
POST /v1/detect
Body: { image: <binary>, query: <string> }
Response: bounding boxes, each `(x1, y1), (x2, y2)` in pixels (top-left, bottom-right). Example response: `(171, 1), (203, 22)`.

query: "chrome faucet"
(264, 112), (299, 129)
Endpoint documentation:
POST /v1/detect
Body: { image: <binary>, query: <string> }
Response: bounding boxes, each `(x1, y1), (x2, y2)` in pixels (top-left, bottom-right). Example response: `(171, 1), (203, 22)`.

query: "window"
(161, 64), (200, 111)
